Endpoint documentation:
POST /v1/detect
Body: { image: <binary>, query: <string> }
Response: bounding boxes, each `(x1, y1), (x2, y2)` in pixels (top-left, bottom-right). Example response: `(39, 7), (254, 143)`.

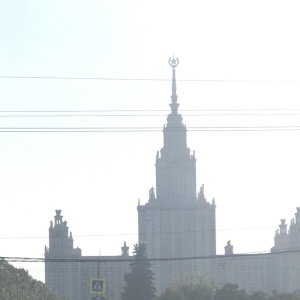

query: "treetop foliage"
(157, 280), (300, 300)
(159, 276), (215, 300)
(122, 243), (156, 300)
(0, 259), (68, 300)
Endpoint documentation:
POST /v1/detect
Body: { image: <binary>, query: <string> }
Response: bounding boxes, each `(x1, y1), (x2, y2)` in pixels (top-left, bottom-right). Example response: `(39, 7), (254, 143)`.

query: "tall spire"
(168, 56), (179, 114)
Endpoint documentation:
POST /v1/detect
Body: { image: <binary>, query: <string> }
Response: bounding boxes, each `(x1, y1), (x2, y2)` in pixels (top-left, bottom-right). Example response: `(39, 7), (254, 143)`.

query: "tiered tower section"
(272, 208), (300, 252)
(45, 210), (81, 300)
(156, 58), (197, 205)
(137, 58), (216, 293)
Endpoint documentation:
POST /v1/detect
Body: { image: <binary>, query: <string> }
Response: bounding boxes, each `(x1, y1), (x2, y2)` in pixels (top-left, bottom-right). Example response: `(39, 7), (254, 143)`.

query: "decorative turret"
(196, 185), (216, 207)
(121, 242), (129, 256)
(272, 219), (289, 252)
(224, 240), (234, 255)
(280, 219), (287, 234)
(271, 209), (300, 252)
(149, 187), (156, 202)
(47, 210), (80, 256)
(197, 184), (206, 202)
(288, 207), (300, 249)
(45, 211), (82, 300)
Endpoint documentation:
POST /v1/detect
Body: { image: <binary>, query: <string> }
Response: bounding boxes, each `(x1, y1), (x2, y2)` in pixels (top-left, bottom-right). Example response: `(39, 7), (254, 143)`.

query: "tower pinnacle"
(168, 57), (179, 114)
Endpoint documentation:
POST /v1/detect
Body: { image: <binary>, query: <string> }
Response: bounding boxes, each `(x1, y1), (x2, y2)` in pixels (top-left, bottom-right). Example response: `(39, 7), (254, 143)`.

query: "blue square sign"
(90, 278), (105, 294)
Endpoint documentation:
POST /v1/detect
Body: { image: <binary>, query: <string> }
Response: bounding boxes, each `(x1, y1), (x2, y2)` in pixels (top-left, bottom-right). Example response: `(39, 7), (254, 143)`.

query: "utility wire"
(0, 225), (275, 240)
(2, 113), (300, 118)
(0, 126), (300, 132)
(2, 248), (300, 263)
(1, 109), (300, 118)
(0, 75), (300, 83)
(1, 109), (300, 113)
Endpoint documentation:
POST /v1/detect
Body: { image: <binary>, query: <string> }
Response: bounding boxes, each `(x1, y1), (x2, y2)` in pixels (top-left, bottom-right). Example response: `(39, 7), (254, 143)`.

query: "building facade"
(45, 210), (82, 300)
(213, 210), (300, 295)
(137, 57), (216, 293)
(45, 210), (131, 300)
(45, 60), (300, 299)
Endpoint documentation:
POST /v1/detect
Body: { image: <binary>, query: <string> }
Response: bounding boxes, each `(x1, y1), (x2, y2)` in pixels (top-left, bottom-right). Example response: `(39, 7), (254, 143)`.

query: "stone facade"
(45, 210), (82, 300)
(137, 58), (216, 293)
(45, 60), (300, 299)
(45, 210), (131, 300)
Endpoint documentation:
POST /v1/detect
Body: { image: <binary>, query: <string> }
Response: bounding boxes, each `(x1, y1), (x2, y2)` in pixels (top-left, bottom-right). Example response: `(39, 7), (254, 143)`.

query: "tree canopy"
(158, 276), (215, 300)
(0, 259), (68, 300)
(157, 281), (300, 300)
(122, 243), (156, 300)
(214, 283), (249, 300)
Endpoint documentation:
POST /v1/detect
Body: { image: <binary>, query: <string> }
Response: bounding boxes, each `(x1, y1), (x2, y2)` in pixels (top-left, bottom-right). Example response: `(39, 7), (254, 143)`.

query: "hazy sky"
(1, 1), (300, 282)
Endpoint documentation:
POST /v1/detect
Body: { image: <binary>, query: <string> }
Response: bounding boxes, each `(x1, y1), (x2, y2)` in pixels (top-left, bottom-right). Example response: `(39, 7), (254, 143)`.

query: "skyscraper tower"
(137, 58), (216, 293)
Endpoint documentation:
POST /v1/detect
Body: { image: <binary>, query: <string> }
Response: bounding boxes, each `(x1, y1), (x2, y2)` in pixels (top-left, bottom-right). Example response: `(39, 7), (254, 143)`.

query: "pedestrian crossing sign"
(90, 278), (106, 294)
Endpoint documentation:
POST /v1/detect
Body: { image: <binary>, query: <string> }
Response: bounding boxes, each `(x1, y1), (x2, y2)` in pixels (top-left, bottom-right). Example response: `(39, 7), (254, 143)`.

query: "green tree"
(122, 243), (156, 300)
(214, 283), (249, 300)
(159, 287), (182, 300)
(0, 259), (68, 300)
(270, 290), (300, 300)
(159, 276), (215, 300)
(250, 291), (268, 300)
(292, 291), (300, 300)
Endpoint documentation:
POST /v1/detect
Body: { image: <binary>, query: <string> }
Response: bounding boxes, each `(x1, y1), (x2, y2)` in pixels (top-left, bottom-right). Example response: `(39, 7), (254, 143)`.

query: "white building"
(45, 210), (131, 300)
(137, 58), (300, 295)
(45, 59), (300, 299)
(137, 57), (216, 293)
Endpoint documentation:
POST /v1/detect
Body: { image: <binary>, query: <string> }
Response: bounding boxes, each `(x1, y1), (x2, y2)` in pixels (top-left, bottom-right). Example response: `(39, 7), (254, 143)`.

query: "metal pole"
(16, 274), (19, 300)
(107, 281), (109, 300)
(0, 265), (3, 298)
(97, 260), (100, 300)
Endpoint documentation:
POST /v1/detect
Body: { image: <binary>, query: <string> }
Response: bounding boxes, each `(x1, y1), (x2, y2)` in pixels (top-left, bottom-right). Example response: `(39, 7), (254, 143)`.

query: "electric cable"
(0, 75), (300, 83)
(2, 248), (300, 264)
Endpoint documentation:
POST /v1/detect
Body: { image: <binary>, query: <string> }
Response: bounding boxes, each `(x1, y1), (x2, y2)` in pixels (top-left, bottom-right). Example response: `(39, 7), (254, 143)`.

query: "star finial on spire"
(168, 56), (179, 68)
(168, 56), (179, 113)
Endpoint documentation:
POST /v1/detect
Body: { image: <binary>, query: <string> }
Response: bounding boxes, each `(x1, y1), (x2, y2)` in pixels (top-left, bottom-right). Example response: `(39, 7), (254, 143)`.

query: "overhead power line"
(0, 75), (300, 83)
(2, 248), (300, 263)
(1, 109), (300, 113)
(0, 225), (275, 240)
(2, 113), (300, 118)
(0, 126), (300, 132)
(1, 109), (300, 118)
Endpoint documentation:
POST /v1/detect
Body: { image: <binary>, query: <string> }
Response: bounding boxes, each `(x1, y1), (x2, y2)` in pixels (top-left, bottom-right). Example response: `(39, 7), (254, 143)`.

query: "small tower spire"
(168, 56), (179, 114)
(121, 241), (129, 256)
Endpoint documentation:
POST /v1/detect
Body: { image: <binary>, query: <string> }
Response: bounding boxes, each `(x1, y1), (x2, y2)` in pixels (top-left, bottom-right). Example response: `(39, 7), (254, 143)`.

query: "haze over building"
(137, 57), (216, 293)
(45, 59), (300, 299)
